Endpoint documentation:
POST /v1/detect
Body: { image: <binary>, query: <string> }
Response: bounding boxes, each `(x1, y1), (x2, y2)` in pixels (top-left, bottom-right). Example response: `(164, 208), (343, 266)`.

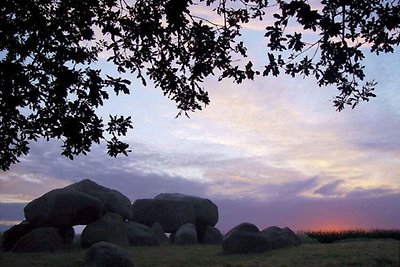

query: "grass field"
(1, 239), (399, 267)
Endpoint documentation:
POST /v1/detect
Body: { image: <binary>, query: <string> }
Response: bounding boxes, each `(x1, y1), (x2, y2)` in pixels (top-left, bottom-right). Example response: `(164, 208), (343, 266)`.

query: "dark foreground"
(1, 239), (399, 267)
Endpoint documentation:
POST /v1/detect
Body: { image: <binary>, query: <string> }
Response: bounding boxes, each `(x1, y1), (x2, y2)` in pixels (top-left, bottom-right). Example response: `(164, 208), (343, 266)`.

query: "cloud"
(1, 140), (213, 203)
(314, 180), (345, 197)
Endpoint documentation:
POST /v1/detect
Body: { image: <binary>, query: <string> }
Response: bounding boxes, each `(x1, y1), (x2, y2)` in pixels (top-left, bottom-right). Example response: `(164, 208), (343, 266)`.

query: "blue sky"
(1, 3), (399, 232)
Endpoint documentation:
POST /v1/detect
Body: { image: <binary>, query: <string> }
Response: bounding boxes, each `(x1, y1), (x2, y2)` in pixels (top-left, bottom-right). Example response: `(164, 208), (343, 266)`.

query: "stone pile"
(2, 179), (222, 253)
(2, 178), (301, 257)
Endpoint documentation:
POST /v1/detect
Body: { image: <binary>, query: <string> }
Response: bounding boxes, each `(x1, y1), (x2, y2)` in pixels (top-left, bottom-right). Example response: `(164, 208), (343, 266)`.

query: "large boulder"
(222, 223), (271, 254)
(154, 193), (218, 238)
(84, 241), (134, 267)
(24, 188), (103, 227)
(261, 226), (301, 249)
(67, 179), (132, 220)
(174, 223), (197, 245)
(81, 213), (128, 248)
(12, 227), (64, 253)
(131, 199), (195, 233)
(125, 221), (159, 247)
(203, 226), (223, 245)
(2, 221), (35, 251)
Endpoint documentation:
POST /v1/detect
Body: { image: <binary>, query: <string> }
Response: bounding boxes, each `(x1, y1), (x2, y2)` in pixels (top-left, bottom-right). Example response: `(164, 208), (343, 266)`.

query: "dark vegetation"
(1, 0), (399, 170)
(304, 229), (400, 243)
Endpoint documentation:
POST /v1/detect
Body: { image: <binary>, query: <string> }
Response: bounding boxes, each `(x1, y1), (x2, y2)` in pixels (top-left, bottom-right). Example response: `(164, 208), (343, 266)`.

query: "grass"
(1, 239), (399, 267)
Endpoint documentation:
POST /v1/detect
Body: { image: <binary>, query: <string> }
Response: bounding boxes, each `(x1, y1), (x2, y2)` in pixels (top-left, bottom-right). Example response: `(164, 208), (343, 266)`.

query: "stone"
(149, 222), (168, 244)
(154, 193), (218, 241)
(2, 221), (35, 251)
(261, 226), (301, 249)
(125, 221), (159, 246)
(12, 227), (64, 253)
(67, 179), (132, 220)
(81, 213), (128, 248)
(84, 241), (134, 267)
(175, 223), (197, 245)
(24, 188), (103, 227)
(57, 226), (75, 245)
(222, 223), (271, 254)
(203, 226), (223, 245)
(131, 199), (195, 233)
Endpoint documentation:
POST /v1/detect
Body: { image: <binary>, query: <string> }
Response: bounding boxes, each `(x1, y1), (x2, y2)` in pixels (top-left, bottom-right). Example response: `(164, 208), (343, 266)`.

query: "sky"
(1, 3), (400, 233)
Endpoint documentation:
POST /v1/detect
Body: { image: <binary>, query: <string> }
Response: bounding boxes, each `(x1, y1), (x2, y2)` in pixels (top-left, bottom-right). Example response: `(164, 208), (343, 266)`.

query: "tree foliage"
(1, 0), (399, 170)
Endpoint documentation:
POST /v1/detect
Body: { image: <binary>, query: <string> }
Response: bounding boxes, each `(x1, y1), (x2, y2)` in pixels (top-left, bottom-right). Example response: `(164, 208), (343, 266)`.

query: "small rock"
(12, 227), (64, 253)
(203, 226), (223, 245)
(81, 213), (128, 248)
(84, 241), (134, 267)
(175, 223), (197, 245)
(2, 221), (35, 251)
(222, 223), (270, 254)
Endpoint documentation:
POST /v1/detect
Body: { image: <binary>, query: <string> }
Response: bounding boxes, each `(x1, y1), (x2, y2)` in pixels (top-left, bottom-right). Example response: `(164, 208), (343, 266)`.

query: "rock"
(203, 226), (223, 245)
(24, 188), (103, 227)
(57, 226), (75, 245)
(67, 179), (132, 220)
(149, 222), (168, 244)
(169, 232), (175, 243)
(222, 223), (270, 254)
(175, 223), (197, 245)
(12, 227), (64, 253)
(131, 199), (195, 233)
(84, 241), (134, 267)
(2, 221), (35, 251)
(125, 221), (159, 246)
(154, 193), (218, 241)
(81, 213), (128, 248)
(261, 226), (301, 249)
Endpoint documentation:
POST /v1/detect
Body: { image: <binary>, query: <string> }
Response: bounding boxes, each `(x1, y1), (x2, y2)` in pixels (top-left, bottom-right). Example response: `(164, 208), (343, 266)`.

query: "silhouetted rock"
(2, 221), (35, 251)
(125, 221), (159, 246)
(57, 226), (75, 245)
(222, 223), (271, 254)
(203, 226), (223, 245)
(84, 241), (134, 267)
(261, 226), (301, 249)
(175, 223), (197, 245)
(149, 222), (168, 244)
(81, 213), (128, 248)
(12, 227), (64, 253)
(154, 193), (218, 241)
(131, 199), (195, 233)
(67, 179), (132, 220)
(24, 188), (103, 227)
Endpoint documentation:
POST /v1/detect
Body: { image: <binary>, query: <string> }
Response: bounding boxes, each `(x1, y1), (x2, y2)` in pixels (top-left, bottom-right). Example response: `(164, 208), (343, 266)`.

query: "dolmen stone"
(175, 223), (197, 245)
(222, 223), (271, 254)
(84, 241), (134, 267)
(57, 226), (75, 246)
(2, 221), (35, 251)
(203, 226), (223, 245)
(12, 227), (64, 253)
(24, 188), (104, 227)
(66, 179), (132, 220)
(154, 193), (219, 241)
(81, 213), (128, 248)
(131, 199), (195, 233)
(125, 221), (159, 247)
(261, 226), (301, 249)
(149, 222), (168, 244)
